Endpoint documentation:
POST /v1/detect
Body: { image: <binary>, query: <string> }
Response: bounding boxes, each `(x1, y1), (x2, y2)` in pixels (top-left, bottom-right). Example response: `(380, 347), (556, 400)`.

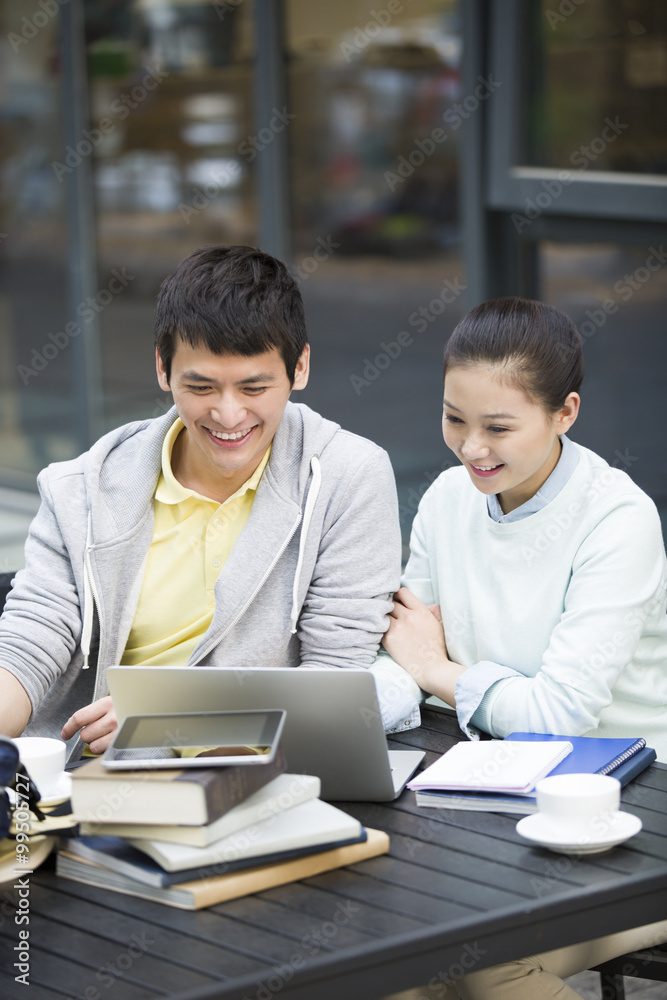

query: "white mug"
(12, 737), (67, 799)
(535, 772), (621, 841)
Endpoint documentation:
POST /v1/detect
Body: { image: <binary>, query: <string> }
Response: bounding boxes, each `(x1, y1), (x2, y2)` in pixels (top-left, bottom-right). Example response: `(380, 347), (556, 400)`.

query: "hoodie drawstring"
(81, 513), (94, 669)
(290, 456), (322, 634)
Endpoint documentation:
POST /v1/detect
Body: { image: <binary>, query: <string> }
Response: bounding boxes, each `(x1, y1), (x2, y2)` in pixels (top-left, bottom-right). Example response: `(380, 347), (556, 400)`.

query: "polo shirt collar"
(155, 418), (271, 505)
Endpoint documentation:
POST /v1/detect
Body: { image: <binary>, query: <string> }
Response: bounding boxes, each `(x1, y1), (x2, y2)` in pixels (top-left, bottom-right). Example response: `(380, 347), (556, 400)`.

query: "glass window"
(287, 0), (464, 543)
(0, 2), (72, 484)
(540, 240), (667, 529)
(287, 0), (462, 258)
(527, 0), (667, 174)
(83, 0), (258, 431)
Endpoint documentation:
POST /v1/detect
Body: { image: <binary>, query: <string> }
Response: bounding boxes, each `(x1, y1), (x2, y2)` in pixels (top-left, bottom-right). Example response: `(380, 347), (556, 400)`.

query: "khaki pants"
(455, 920), (667, 1000)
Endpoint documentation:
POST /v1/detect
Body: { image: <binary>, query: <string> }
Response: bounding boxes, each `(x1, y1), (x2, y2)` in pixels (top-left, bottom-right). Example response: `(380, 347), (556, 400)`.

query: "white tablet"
(102, 709), (285, 769)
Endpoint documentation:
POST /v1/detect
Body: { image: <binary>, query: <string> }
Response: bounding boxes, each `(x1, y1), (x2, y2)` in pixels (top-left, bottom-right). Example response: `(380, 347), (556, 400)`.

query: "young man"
(0, 245), (420, 760)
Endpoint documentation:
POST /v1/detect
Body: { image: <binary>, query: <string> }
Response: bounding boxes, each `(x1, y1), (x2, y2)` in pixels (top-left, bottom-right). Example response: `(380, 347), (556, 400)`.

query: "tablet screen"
(103, 710), (285, 769)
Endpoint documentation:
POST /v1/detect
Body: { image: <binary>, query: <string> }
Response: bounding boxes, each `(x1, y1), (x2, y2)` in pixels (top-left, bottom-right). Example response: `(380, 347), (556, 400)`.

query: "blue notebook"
(505, 733), (652, 778)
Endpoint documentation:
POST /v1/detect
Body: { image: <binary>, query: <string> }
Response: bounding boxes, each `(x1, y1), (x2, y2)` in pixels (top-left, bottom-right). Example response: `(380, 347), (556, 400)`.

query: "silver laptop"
(106, 666), (424, 801)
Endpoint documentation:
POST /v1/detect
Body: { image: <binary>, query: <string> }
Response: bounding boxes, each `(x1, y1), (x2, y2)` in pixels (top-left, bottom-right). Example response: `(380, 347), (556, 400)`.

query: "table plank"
(340, 799), (627, 887)
(30, 868), (338, 968)
(29, 912), (219, 995)
(28, 884), (261, 979)
(0, 928), (167, 1000)
(258, 882), (432, 936)
(216, 892), (384, 948)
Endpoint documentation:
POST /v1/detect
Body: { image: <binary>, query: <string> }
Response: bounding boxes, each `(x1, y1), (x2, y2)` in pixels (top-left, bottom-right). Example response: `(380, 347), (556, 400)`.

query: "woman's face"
(442, 365), (579, 514)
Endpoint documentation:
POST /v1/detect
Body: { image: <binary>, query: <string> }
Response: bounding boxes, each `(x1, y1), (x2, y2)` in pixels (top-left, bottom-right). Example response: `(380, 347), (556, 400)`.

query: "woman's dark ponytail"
(443, 297), (584, 412)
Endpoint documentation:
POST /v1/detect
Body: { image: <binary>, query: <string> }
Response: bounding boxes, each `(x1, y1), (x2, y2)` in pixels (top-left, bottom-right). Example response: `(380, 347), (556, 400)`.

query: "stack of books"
(408, 733), (656, 814)
(57, 750), (388, 909)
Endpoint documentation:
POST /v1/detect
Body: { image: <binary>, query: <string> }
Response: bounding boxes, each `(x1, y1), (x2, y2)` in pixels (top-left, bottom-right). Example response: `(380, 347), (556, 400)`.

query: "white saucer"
(37, 771), (73, 806)
(516, 810), (642, 855)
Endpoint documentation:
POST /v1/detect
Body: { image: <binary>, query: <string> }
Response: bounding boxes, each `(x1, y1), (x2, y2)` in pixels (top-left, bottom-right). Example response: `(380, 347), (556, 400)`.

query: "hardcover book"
(71, 746), (286, 826)
(79, 773), (320, 846)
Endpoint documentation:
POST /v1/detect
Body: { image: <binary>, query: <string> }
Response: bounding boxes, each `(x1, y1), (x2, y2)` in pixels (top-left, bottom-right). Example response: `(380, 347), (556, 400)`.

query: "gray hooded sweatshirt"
(1, 402), (420, 759)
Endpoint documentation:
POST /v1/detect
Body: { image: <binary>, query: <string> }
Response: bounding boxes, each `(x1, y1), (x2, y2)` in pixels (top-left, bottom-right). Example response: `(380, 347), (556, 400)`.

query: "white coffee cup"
(12, 737), (67, 800)
(535, 772), (621, 841)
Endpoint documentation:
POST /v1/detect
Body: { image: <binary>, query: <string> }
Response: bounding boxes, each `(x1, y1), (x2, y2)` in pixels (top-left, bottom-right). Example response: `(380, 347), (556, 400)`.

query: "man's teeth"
(210, 429), (250, 441)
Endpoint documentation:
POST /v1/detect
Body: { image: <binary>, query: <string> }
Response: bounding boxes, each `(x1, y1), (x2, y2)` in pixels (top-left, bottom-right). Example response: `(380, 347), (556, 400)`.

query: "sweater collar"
(486, 434), (580, 523)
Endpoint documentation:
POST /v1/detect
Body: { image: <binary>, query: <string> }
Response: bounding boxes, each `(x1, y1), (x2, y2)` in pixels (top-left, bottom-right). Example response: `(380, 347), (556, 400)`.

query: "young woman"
(381, 296), (667, 1000)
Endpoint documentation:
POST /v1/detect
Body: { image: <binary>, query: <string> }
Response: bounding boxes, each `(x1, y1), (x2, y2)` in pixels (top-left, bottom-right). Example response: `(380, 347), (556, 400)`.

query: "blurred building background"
(1, 0), (666, 571)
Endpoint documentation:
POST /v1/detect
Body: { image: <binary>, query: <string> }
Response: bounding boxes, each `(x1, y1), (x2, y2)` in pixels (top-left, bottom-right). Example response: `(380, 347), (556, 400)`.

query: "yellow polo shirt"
(121, 418), (270, 666)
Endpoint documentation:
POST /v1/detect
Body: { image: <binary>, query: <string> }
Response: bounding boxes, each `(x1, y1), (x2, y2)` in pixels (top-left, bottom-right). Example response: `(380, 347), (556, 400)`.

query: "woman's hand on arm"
(381, 587), (466, 705)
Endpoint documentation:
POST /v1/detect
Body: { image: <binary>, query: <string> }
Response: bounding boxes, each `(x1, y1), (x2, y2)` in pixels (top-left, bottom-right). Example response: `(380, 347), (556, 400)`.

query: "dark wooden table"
(1, 707), (666, 1000)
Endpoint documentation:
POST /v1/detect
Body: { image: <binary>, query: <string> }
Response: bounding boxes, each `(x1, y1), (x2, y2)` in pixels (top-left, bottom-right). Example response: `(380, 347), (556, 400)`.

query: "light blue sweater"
(397, 440), (667, 761)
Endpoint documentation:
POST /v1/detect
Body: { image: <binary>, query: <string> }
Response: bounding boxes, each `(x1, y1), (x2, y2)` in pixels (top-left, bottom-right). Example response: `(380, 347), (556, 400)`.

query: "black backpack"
(0, 736), (44, 840)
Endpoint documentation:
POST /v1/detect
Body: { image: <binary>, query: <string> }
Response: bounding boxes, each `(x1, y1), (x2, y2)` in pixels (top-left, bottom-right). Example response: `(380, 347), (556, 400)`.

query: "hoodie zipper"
(193, 512), (303, 663)
(82, 514), (103, 671)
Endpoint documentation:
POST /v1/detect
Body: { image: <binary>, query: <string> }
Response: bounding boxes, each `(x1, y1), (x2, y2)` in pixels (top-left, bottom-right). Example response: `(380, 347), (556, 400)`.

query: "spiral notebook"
(504, 732), (648, 777)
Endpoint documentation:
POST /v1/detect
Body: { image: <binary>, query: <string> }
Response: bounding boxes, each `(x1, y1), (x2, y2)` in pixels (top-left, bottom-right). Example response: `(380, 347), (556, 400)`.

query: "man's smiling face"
(157, 340), (309, 498)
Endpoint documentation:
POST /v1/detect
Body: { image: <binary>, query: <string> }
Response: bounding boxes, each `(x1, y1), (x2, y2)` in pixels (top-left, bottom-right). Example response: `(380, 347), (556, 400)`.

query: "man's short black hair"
(155, 245), (308, 384)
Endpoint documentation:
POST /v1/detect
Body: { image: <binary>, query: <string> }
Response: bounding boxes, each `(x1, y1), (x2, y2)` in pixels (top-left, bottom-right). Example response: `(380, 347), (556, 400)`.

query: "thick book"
(79, 773), (320, 846)
(407, 739), (573, 795)
(62, 798), (364, 885)
(414, 738), (657, 815)
(56, 827), (390, 909)
(71, 746), (286, 826)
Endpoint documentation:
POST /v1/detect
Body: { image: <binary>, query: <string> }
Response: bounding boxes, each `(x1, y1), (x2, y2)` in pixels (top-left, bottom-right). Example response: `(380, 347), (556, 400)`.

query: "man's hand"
(61, 696), (118, 753)
(382, 587), (465, 705)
